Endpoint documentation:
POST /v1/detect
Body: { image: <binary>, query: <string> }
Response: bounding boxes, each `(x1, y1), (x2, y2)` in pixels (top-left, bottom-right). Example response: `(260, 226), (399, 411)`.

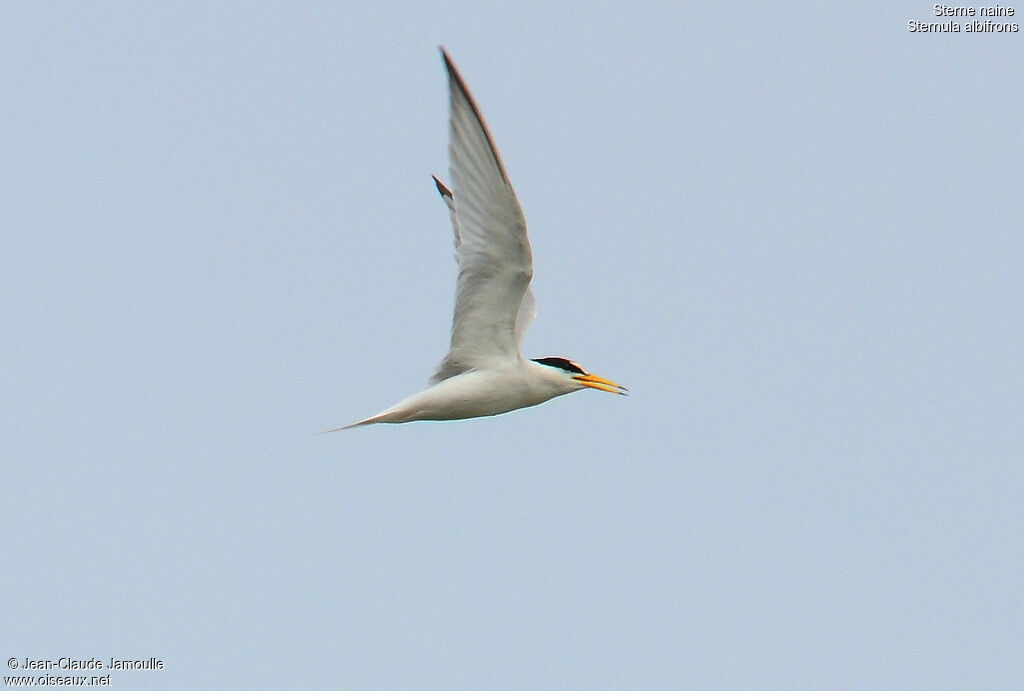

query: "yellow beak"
(573, 372), (628, 395)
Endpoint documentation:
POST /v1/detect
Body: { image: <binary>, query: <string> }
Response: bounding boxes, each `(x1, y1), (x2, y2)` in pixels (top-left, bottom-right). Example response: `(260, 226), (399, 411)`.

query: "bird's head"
(531, 357), (627, 395)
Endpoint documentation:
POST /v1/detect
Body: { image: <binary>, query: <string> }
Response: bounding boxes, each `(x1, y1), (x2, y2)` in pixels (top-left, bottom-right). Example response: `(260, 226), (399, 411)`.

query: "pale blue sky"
(3, 2), (1022, 689)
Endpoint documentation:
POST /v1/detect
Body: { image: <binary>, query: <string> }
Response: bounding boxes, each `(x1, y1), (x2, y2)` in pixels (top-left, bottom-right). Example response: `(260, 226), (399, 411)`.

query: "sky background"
(3, 2), (1022, 689)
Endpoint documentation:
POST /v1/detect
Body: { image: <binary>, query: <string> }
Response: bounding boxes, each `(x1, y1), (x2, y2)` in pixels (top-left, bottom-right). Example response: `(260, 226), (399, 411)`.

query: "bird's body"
(333, 49), (624, 432)
(344, 361), (586, 428)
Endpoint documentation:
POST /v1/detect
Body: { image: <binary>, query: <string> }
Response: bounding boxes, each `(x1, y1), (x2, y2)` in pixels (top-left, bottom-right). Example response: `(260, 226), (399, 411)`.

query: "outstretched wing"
(430, 49), (534, 384)
(430, 176), (536, 383)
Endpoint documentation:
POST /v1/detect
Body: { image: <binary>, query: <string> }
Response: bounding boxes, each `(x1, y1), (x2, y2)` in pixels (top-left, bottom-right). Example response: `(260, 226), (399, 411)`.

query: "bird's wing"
(432, 175), (537, 354)
(430, 49), (534, 385)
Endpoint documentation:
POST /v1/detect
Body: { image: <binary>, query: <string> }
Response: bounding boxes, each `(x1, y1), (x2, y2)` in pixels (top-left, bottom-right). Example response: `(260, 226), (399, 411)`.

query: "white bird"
(333, 49), (625, 431)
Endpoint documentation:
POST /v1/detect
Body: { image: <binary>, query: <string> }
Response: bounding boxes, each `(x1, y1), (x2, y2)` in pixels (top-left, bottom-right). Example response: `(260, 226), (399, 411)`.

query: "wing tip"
(432, 175), (452, 199)
(439, 46), (470, 101)
(437, 48), (511, 187)
(439, 45), (455, 74)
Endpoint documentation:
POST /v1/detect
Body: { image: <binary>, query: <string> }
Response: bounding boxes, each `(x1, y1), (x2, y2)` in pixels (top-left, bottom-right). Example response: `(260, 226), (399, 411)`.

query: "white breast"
(375, 361), (573, 423)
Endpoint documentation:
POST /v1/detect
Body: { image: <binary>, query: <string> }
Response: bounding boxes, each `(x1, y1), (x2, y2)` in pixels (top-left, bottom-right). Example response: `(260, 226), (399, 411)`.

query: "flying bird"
(333, 49), (625, 431)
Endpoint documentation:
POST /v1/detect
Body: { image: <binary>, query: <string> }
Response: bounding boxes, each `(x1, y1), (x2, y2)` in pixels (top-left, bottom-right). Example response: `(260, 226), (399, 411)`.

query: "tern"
(334, 49), (626, 431)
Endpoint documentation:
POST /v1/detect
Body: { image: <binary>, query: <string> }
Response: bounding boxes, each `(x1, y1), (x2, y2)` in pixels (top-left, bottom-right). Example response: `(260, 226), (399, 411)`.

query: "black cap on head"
(531, 357), (586, 375)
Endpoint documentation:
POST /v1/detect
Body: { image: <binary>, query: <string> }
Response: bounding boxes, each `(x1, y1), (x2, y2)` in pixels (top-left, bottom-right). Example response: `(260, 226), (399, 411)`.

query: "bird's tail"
(322, 390), (424, 433)
(319, 410), (394, 434)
